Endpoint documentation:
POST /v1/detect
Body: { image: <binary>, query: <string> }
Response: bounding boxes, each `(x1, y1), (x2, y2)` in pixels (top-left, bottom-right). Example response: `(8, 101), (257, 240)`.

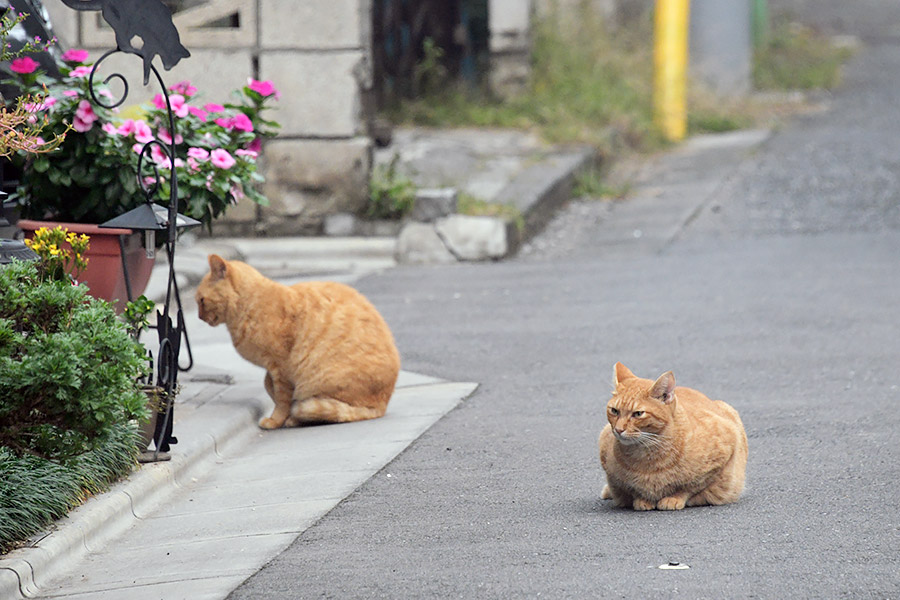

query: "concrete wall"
(488, 0), (533, 98)
(44, 0), (373, 236)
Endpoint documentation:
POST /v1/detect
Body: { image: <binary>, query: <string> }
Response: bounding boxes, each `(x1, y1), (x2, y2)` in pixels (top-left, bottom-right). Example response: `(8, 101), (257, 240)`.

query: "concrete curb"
(394, 146), (595, 264)
(0, 383), (267, 600)
(500, 148), (596, 242)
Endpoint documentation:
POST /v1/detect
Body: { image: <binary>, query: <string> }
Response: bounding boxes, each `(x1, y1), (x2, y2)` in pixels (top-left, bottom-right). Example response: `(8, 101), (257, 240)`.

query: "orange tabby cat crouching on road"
(196, 254), (401, 429)
(598, 363), (748, 510)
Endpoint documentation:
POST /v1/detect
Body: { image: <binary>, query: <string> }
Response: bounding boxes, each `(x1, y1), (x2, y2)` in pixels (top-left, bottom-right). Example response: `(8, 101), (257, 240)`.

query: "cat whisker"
(636, 432), (668, 451)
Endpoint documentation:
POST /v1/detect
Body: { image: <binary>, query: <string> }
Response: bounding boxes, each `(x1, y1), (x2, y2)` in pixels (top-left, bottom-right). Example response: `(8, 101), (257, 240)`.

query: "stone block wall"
(40, 0), (630, 236)
(488, 0), (533, 98)
(43, 0), (374, 236)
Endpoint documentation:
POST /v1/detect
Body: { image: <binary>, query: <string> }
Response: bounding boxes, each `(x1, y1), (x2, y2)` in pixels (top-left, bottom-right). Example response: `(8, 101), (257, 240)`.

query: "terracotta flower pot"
(18, 219), (155, 310)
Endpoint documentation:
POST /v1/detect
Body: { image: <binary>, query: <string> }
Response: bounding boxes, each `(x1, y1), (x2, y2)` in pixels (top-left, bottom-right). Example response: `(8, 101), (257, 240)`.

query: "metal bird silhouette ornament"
(59, 0), (190, 84)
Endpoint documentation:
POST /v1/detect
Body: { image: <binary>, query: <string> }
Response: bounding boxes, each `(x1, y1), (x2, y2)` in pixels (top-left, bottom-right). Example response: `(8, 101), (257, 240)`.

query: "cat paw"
(657, 496), (687, 510)
(601, 485), (612, 499)
(284, 416), (300, 427)
(633, 498), (655, 511)
(258, 417), (282, 430)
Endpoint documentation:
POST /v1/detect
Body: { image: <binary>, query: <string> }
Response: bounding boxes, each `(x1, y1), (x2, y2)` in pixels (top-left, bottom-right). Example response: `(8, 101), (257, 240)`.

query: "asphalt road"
(229, 5), (900, 599)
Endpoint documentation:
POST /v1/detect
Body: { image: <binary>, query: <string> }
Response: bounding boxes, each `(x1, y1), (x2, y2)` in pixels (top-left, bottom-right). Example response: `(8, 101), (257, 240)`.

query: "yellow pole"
(653, 0), (690, 141)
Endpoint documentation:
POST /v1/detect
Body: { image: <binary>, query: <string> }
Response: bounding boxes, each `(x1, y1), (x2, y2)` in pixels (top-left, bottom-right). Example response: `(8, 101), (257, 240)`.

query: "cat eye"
(632, 411), (644, 418)
(609, 407), (619, 416)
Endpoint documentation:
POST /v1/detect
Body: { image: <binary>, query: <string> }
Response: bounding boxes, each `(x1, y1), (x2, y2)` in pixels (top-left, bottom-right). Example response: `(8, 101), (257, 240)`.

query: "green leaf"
(32, 156), (50, 173)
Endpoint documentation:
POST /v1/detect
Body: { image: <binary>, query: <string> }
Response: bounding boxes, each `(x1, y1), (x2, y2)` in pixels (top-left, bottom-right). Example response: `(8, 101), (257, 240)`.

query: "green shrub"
(367, 155), (416, 219)
(0, 260), (149, 460)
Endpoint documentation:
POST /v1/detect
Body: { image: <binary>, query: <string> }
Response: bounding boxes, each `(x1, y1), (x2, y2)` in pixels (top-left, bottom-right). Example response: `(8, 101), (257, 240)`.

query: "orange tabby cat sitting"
(196, 254), (401, 429)
(598, 363), (748, 510)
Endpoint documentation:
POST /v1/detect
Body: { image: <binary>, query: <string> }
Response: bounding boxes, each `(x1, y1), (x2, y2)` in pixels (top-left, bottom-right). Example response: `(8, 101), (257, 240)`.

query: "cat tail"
(291, 397), (387, 424)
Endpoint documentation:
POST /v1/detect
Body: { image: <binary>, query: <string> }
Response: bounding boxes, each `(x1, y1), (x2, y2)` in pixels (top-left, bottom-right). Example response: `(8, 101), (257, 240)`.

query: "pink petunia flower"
(133, 120), (155, 144)
(102, 122), (118, 135)
(210, 148), (235, 169)
(149, 145), (183, 170)
(152, 93), (189, 118)
(170, 80), (197, 96)
(69, 65), (93, 78)
(158, 128), (183, 146)
(10, 57), (39, 74)
(63, 89), (79, 97)
(188, 106), (208, 122)
(117, 119), (135, 136)
(230, 183), (245, 204)
(61, 48), (90, 63)
(246, 137), (262, 153)
(72, 100), (98, 132)
(151, 93), (167, 111)
(204, 102), (225, 113)
(187, 147), (210, 161)
(169, 94), (189, 118)
(231, 112), (253, 132)
(235, 148), (258, 159)
(214, 116), (233, 130)
(247, 78), (279, 99)
(187, 157), (201, 172)
(151, 144), (174, 168)
(73, 116), (93, 132)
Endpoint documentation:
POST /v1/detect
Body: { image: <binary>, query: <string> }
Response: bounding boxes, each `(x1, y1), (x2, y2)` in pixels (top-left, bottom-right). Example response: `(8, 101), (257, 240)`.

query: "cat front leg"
(601, 483), (634, 509)
(259, 374), (293, 430)
(633, 497), (656, 511)
(264, 371), (275, 399)
(656, 491), (692, 510)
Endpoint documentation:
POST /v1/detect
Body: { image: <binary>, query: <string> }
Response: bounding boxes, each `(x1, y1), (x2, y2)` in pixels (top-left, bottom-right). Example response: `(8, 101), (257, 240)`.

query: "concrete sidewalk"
(10, 374), (477, 599)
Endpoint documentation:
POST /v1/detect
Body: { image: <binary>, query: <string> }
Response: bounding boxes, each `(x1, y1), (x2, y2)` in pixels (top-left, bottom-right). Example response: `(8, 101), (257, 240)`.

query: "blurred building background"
(43, 0), (648, 235)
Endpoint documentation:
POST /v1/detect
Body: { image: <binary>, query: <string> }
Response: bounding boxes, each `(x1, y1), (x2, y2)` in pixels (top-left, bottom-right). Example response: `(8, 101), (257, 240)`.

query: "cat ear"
(614, 362), (636, 385)
(208, 254), (228, 281)
(650, 371), (676, 403)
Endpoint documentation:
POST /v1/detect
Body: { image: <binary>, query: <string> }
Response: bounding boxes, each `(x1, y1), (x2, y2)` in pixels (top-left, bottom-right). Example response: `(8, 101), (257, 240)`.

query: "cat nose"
(614, 426), (626, 435)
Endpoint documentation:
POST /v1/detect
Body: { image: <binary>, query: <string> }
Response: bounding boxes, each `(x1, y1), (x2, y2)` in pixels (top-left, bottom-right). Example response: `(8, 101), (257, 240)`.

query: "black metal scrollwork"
(70, 0), (193, 460)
